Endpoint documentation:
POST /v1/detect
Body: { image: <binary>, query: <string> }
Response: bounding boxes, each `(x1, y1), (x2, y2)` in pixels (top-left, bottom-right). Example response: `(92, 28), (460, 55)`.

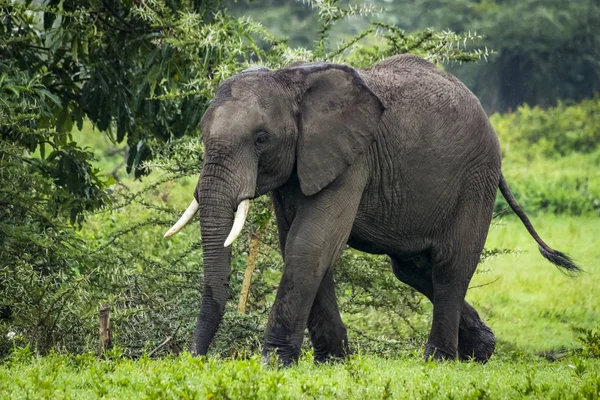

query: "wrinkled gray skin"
(191, 54), (579, 365)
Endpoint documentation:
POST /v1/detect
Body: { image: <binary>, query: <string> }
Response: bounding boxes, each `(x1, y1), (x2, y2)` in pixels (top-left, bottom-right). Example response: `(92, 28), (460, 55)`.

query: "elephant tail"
(498, 173), (581, 275)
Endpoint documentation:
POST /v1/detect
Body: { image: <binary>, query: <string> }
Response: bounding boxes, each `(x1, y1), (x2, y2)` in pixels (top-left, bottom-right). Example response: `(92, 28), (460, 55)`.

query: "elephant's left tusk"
(224, 199), (250, 247)
(164, 199), (200, 238)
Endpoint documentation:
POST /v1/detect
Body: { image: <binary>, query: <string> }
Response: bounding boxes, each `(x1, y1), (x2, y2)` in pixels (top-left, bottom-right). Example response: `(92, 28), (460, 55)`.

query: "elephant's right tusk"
(224, 199), (250, 247)
(163, 199), (200, 238)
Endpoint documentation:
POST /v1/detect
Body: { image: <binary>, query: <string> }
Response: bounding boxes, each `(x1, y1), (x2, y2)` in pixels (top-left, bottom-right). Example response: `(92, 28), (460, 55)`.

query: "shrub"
(492, 100), (600, 216)
(491, 98), (600, 159)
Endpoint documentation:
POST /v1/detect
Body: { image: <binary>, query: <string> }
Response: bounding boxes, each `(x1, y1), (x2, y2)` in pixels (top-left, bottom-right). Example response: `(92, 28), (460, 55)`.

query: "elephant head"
(164, 62), (384, 355)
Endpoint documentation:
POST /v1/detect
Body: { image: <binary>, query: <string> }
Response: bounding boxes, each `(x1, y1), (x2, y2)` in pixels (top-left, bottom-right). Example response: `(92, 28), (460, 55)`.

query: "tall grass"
(0, 349), (599, 399)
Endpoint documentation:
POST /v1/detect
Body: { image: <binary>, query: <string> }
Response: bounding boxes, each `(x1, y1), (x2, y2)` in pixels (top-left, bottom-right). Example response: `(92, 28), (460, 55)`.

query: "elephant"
(164, 54), (580, 365)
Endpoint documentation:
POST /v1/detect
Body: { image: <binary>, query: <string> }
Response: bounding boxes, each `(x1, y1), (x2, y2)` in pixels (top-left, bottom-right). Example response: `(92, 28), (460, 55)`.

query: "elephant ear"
(294, 64), (385, 196)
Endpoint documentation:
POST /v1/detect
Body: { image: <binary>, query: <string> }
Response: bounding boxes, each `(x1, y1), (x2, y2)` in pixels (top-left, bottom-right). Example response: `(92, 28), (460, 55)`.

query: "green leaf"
(72, 37), (79, 63)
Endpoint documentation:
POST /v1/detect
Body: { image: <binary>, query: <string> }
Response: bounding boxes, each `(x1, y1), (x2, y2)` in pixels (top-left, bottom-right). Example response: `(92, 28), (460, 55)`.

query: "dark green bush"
(492, 100), (600, 216)
(574, 327), (600, 358)
(492, 98), (600, 159)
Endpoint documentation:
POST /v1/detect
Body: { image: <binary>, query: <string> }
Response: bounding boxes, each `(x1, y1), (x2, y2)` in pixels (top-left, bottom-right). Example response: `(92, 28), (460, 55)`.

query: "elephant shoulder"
(366, 54), (437, 74)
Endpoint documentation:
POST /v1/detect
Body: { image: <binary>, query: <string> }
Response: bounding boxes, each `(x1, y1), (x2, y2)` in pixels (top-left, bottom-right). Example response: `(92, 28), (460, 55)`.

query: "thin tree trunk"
(238, 227), (265, 314)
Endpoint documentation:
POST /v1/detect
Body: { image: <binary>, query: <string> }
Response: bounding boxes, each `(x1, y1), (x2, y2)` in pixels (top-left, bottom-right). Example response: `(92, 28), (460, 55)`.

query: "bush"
(574, 327), (600, 358)
(492, 98), (600, 159)
(492, 100), (600, 216)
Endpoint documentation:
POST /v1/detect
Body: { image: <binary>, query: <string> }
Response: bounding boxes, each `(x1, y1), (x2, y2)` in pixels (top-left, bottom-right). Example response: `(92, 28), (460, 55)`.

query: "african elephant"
(164, 54), (579, 365)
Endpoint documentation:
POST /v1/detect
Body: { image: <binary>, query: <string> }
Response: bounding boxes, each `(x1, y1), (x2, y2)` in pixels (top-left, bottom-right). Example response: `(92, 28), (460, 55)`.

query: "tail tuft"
(538, 245), (582, 276)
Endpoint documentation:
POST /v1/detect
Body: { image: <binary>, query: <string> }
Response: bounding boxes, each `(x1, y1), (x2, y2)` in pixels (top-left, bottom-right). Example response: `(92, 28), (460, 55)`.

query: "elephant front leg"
(263, 179), (365, 366)
(308, 269), (349, 363)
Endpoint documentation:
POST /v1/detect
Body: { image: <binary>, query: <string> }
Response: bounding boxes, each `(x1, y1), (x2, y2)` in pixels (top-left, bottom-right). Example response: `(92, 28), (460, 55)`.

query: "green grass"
(470, 215), (600, 354)
(0, 351), (599, 399)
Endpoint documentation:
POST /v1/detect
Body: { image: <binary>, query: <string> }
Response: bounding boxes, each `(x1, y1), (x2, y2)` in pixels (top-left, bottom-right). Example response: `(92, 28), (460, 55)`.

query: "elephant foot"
(458, 321), (495, 363)
(262, 326), (303, 367)
(311, 326), (350, 365)
(313, 339), (350, 365)
(261, 348), (299, 367)
(424, 343), (457, 361)
(314, 352), (348, 365)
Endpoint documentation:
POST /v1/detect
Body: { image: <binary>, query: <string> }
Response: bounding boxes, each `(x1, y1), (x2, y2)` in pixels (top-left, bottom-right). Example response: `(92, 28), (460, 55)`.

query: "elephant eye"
(254, 130), (270, 148)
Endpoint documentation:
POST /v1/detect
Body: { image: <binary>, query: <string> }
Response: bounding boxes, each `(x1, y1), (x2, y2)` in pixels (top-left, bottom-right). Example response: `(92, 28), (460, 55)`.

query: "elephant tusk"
(163, 199), (200, 238)
(224, 199), (250, 247)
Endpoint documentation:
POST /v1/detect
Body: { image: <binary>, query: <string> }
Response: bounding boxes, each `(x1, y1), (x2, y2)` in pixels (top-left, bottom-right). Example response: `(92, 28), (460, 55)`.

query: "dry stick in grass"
(148, 337), (172, 358)
(238, 228), (266, 314)
(147, 326), (181, 358)
(98, 304), (112, 358)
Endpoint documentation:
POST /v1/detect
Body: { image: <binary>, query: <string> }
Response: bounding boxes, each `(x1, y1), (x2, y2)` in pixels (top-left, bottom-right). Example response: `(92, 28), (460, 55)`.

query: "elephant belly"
(348, 211), (434, 259)
(346, 235), (388, 255)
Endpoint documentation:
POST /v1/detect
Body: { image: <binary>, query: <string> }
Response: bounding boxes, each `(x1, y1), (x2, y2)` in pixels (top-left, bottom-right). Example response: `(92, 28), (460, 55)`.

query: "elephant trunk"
(193, 163), (238, 356)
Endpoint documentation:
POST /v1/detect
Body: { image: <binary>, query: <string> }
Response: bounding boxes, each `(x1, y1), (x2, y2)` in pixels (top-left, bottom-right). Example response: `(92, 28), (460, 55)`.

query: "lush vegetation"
(1, 0), (599, 397)
(492, 98), (600, 216)
(1, 350), (599, 399)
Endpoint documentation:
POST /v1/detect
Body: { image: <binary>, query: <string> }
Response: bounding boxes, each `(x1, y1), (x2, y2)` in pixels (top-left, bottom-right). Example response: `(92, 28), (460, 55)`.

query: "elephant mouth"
(164, 198), (251, 248)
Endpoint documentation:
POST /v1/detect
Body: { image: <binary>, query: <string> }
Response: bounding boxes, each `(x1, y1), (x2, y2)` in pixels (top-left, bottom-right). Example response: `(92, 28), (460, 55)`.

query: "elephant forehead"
(202, 100), (266, 140)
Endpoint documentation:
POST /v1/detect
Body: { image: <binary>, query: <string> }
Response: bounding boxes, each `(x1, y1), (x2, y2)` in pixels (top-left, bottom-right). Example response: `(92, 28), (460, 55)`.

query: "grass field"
(469, 215), (599, 354)
(1, 215), (598, 399)
(0, 351), (599, 399)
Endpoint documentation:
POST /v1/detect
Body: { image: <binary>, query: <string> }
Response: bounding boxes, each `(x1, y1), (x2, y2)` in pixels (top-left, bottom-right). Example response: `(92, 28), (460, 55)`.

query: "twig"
(469, 277), (501, 290)
(148, 336), (172, 358)
(148, 326), (181, 357)
(238, 225), (267, 313)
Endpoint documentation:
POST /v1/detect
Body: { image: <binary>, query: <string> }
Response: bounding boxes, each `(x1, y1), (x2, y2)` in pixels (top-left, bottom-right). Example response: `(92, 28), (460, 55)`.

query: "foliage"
(494, 152), (600, 216)
(0, 140), (101, 355)
(574, 327), (600, 358)
(491, 99), (600, 215)
(1, 0), (280, 178)
(0, 61), (112, 224)
(1, 352), (600, 399)
(0, 23), (111, 354)
(492, 97), (600, 158)
(342, 0), (600, 112)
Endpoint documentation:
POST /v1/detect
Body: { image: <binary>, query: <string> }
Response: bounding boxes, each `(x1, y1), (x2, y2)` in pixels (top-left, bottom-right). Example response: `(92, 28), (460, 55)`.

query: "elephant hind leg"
(458, 302), (495, 362)
(308, 268), (349, 364)
(390, 256), (495, 362)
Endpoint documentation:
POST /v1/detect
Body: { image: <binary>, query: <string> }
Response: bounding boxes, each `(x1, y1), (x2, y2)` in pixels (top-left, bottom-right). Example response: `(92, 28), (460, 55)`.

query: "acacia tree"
(1, 0), (280, 354)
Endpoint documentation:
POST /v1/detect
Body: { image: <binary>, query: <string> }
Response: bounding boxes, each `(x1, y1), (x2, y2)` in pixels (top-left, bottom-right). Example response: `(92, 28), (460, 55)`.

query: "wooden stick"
(148, 336), (172, 358)
(238, 228), (265, 314)
(98, 304), (112, 358)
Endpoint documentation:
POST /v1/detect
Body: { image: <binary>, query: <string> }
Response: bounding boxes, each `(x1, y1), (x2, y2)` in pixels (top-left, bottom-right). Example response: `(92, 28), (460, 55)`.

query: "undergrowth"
(0, 348), (599, 399)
